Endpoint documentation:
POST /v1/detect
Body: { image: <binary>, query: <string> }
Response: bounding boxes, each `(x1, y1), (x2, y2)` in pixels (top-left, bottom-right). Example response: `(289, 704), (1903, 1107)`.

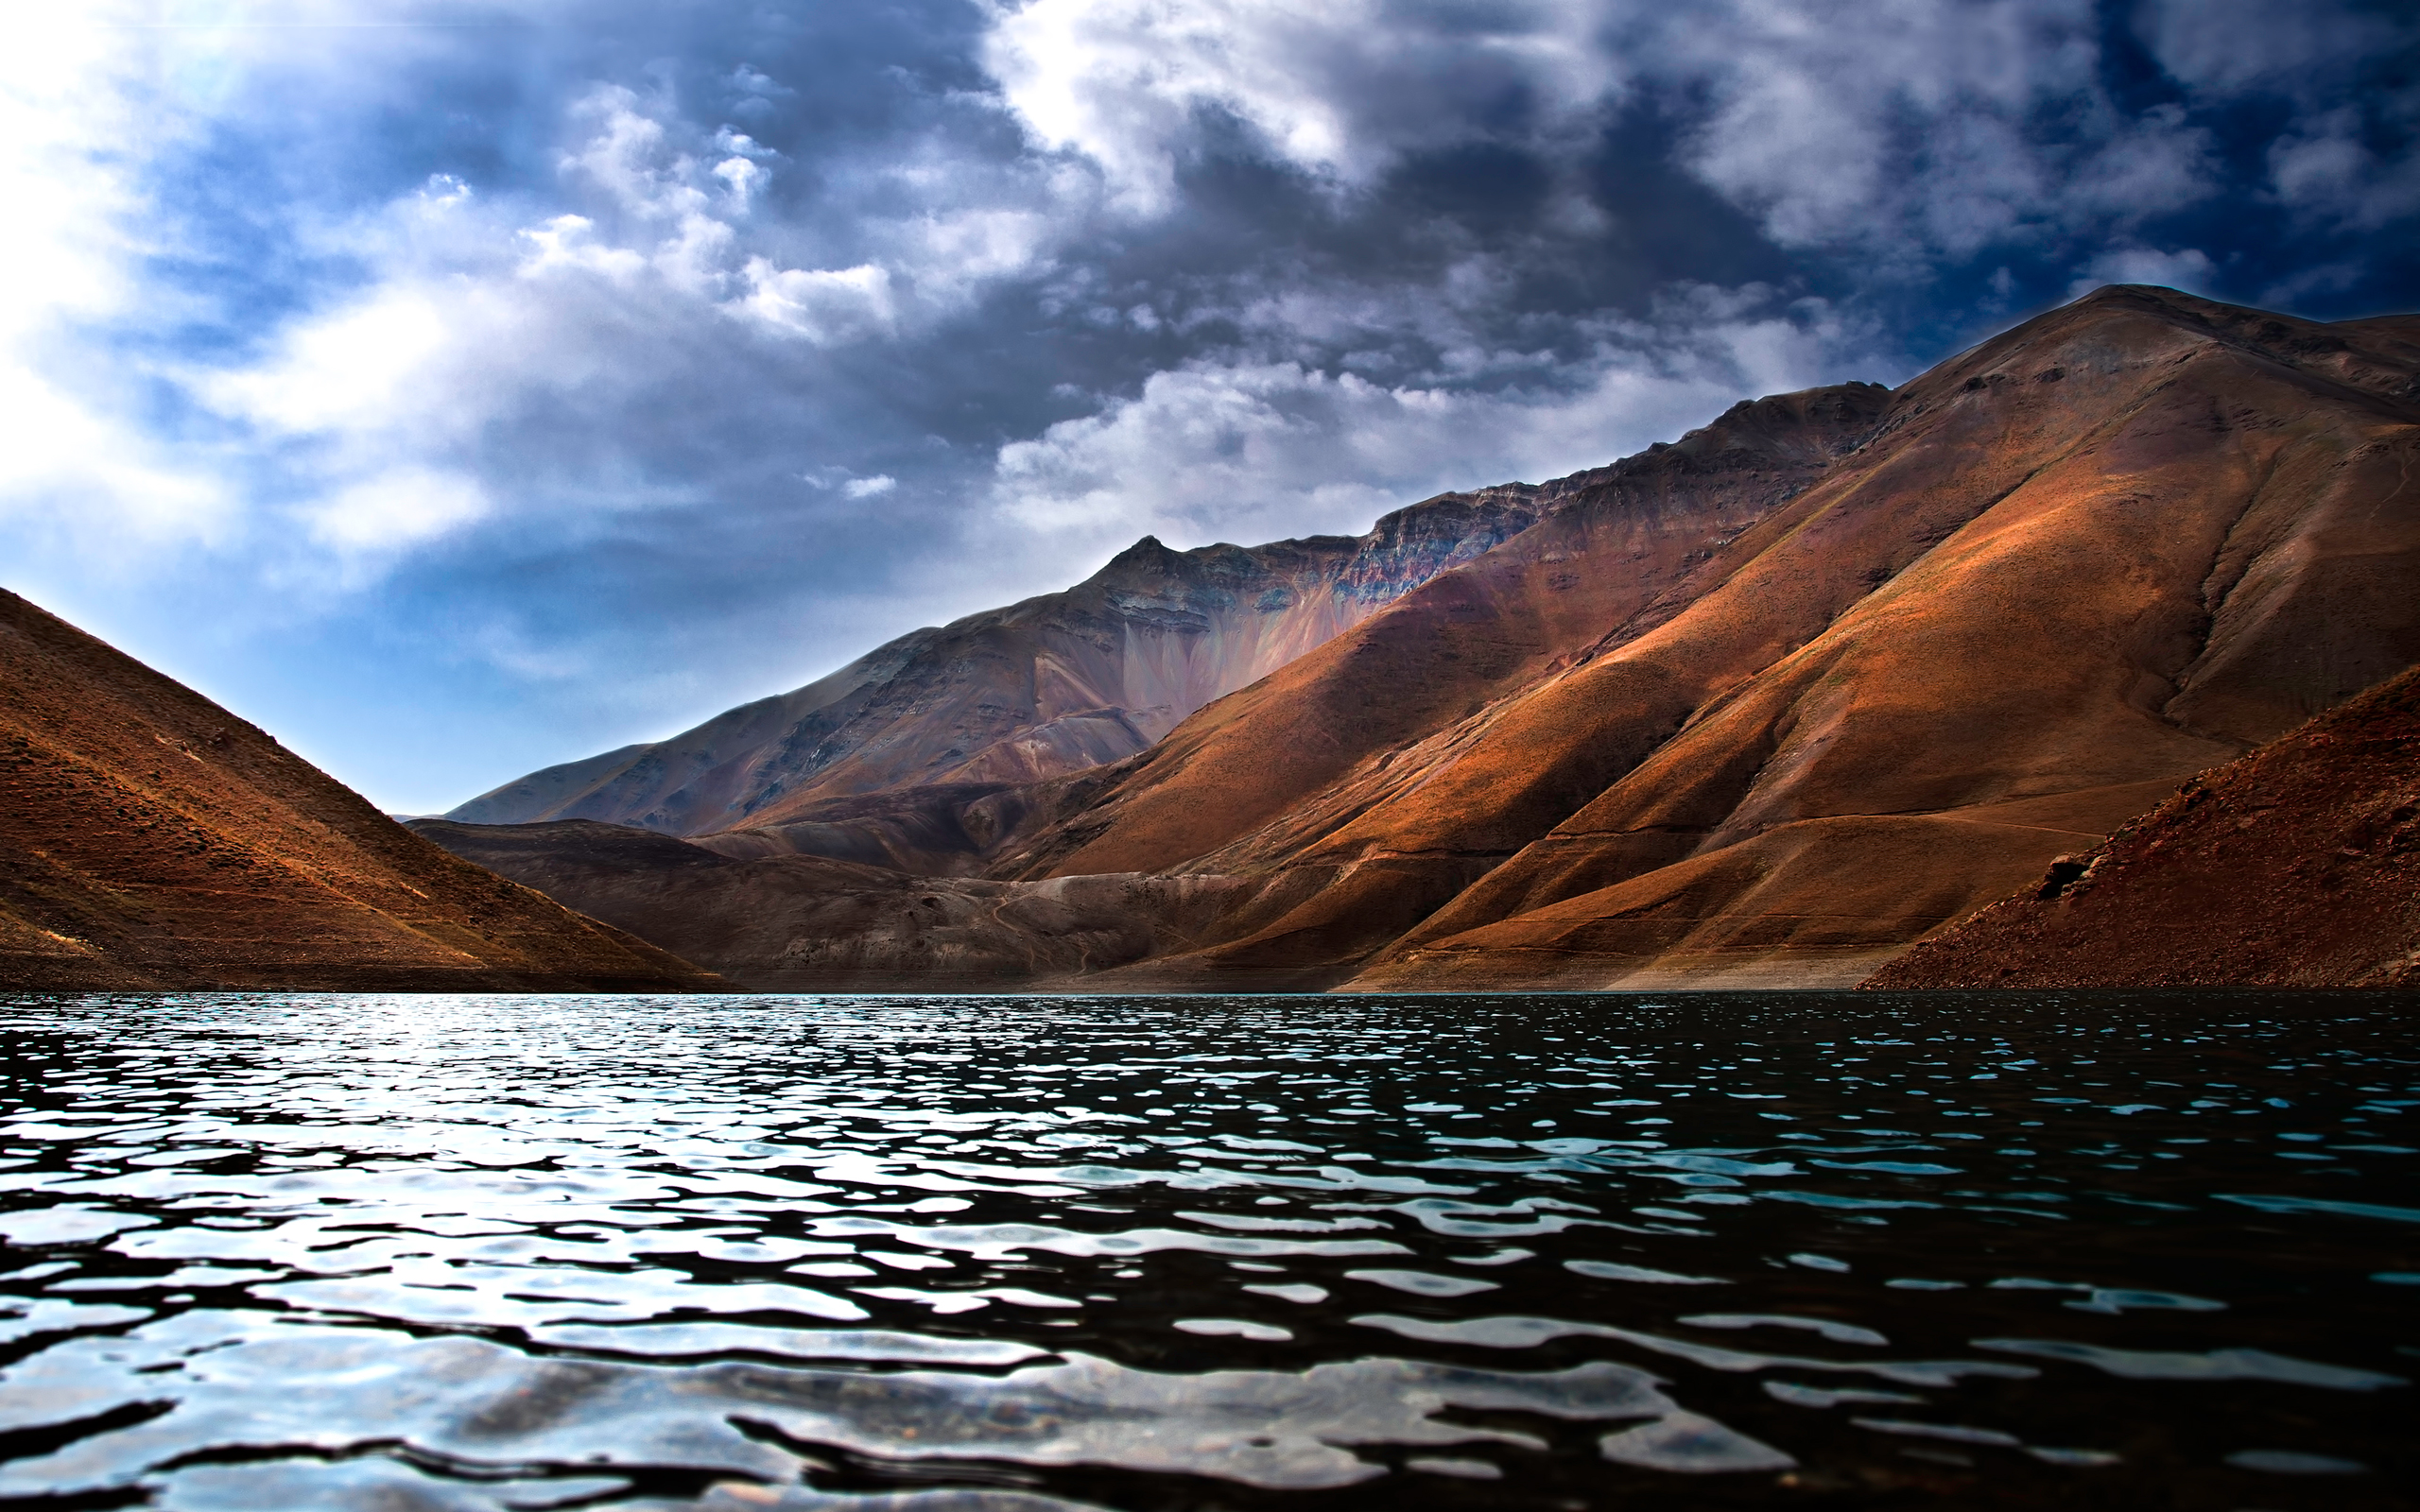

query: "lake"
(0, 991), (2411, 1511)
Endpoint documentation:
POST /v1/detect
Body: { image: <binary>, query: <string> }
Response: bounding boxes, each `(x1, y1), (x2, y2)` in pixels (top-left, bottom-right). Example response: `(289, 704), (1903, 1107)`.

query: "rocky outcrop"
(0, 591), (721, 992)
(448, 488), (1552, 842)
(1861, 662), (2420, 988)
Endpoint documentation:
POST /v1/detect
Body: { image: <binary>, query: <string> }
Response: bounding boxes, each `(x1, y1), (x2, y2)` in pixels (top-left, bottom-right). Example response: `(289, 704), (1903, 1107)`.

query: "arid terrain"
(424, 286), (2420, 992)
(0, 590), (719, 991)
(1866, 662), (2420, 988)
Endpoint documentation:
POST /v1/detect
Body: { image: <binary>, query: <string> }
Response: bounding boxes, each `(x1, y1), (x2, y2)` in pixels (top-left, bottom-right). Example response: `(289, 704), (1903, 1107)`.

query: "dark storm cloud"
(1, 0), (2412, 810)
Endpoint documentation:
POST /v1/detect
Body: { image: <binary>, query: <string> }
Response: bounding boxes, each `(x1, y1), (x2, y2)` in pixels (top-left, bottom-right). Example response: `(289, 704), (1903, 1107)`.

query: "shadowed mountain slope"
(449, 489), (1551, 840)
(410, 818), (1252, 992)
(1862, 662), (2420, 988)
(0, 591), (720, 991)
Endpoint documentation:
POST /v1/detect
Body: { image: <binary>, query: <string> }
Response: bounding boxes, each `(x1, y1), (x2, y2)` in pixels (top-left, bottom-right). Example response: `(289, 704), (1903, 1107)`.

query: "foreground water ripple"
(0, 990), (2411, 1509)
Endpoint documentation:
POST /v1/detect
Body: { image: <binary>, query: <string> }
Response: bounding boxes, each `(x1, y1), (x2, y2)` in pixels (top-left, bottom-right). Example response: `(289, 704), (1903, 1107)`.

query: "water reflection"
(0, 990), (2411, 1509)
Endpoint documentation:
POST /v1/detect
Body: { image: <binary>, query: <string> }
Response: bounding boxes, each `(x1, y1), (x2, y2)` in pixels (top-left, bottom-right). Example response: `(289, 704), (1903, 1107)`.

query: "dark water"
(0, 993), (2413, 1512)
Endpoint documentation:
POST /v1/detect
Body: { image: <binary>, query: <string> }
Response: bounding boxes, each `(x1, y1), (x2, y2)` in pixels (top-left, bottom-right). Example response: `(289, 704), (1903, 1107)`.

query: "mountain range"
(4, 284), (2411, 994)
(411, 284), (2420, 992)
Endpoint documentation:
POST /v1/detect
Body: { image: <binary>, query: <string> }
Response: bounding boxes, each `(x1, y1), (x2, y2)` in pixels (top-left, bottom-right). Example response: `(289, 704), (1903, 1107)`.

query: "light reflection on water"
(0, 991), (2412, 1510)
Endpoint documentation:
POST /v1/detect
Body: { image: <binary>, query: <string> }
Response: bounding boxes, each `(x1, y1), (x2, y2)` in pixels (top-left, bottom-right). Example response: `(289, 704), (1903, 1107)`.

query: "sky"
(3, 1), (2415, 814)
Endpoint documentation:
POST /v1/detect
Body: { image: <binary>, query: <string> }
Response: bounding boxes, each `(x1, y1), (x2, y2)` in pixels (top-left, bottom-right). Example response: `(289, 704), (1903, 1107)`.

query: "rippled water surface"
(0, 991), (2413, 1511)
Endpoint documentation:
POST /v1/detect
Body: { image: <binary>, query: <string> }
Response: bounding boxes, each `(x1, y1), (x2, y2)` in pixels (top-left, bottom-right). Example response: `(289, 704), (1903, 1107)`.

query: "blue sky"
(4, 0), (2414, 813)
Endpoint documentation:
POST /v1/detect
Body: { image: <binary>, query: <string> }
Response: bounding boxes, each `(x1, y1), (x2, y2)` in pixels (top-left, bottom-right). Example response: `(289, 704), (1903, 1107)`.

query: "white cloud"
(843, 474), (898, 498)
(977, 0), (2263, 275)
(734, 259), (897, 344)
(2266, 108), (2420, 232)
(984, 0), (1622, 213)
(0, 3), (232, 554)
(1666, 0), (2125, 254)
(992, 291), (1867, 555)
(302, 469), (492, 555)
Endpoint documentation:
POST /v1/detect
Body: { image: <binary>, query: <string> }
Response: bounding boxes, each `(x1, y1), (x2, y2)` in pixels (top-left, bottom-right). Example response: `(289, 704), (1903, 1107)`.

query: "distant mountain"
(423, 286), (2420, 992)
(447, 488), (1551, 837)
(0, 590), (719, 991)
(1864, 662), (2420, 988)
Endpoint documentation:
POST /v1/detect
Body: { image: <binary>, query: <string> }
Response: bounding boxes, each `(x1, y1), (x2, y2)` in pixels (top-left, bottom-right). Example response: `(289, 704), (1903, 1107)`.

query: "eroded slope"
(1343, 289), (2420, 988)
(1861, 663), (2420, 988)
(0, 592), (719, 992)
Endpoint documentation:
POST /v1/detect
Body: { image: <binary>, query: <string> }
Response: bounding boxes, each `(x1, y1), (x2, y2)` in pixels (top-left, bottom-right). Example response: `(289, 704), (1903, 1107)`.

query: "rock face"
(1862, 663), (2420, 988)
(448, 489), (1549, 841)
(0, 591), (721, 992)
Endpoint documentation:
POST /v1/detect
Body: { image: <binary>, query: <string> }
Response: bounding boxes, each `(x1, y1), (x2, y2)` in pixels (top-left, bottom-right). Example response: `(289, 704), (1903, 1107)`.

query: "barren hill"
(0, 591), (720, 992)
(1327, 288), (2420, 988)
(1863, 662), (2420, 988)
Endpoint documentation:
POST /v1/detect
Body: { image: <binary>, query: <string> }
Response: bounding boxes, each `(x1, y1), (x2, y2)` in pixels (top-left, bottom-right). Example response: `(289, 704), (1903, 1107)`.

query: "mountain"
(1863, 662), (2420, 988)
(0, 590), (720, 991)
(423, 286), (2420, 992)
(447, 488), (1549, 845)
(1161, 287), (2420, 988)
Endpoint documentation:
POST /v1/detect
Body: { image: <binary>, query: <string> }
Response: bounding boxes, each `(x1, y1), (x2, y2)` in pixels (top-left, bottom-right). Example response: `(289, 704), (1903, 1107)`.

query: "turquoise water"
(0, 991), (2411, 1510)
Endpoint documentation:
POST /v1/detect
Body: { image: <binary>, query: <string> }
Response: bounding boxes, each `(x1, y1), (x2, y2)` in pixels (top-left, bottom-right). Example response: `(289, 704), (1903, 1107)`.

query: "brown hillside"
(990, 384), (1892, 893)
(966, 286), (2418, 990)
(414, 288), (2418, 994)
(1343, 289), (2420, 988)
(1861, 662), (2420, 988)
(0, 590), (720, 991)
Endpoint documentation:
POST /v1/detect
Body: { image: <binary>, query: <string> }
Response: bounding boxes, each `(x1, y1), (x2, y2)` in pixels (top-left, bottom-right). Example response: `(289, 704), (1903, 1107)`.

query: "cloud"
(1651, 0), (2224, 260)
(302, 469), (492, 556)
(735, 260), (897, 343)
(2267, 108), (2420, 232)
(992, 289), (1869, 554)
(983, 0), (1622, 213)
(2133, 0), (2400, 96)
(0, 4), (232, 556)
